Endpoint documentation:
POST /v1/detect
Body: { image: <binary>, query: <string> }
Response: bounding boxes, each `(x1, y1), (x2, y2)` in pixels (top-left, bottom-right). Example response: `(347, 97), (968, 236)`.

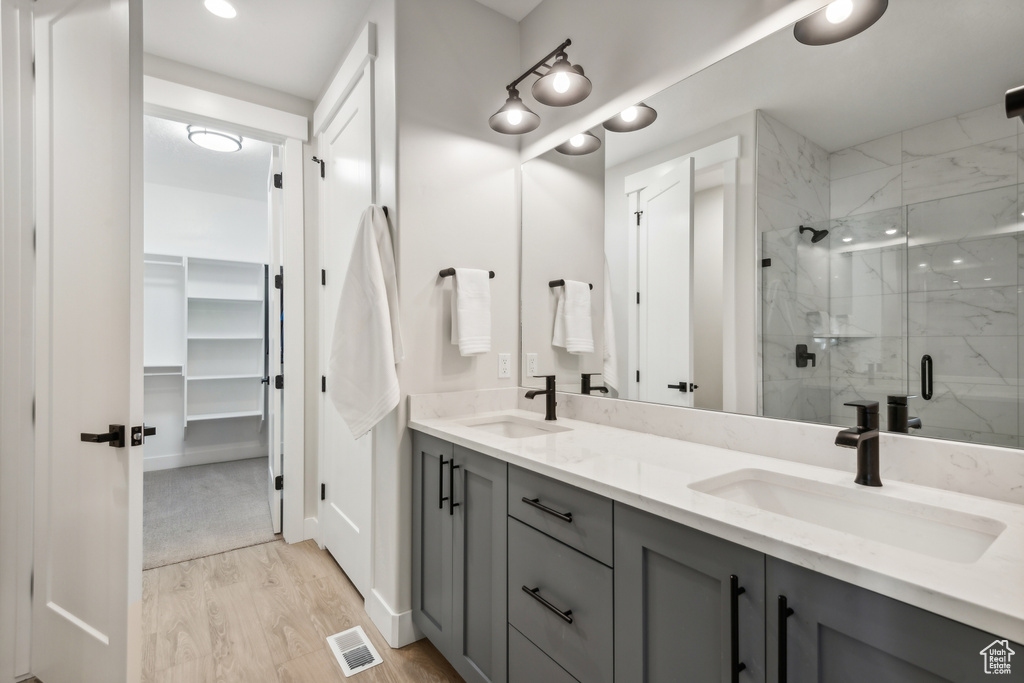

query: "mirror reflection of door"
(637, 158), (696, 407)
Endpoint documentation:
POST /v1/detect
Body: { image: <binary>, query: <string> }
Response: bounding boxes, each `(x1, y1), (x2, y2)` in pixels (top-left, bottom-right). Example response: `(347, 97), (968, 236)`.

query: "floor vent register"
(327, 625), (384, 677)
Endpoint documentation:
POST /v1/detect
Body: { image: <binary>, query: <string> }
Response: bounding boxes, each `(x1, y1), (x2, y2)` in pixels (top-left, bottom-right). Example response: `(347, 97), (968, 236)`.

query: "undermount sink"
(689, 469), (1005, 563)
(459, 415), (571, 439)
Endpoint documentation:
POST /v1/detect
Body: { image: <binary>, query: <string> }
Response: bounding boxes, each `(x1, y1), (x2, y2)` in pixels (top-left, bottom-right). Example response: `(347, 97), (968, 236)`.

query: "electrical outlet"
(526, 353), (538, 377)
(498, 353), (511, 378)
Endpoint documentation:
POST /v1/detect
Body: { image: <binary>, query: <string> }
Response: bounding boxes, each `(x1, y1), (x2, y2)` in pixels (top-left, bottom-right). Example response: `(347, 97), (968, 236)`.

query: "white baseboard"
(365, 589), (422, 649)
(142, 445), (264, 472)
(303, 516), (319, 545)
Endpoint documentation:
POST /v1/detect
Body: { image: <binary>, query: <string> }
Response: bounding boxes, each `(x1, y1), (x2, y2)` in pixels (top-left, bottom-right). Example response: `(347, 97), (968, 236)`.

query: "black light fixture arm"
(505, 39), (572, 93)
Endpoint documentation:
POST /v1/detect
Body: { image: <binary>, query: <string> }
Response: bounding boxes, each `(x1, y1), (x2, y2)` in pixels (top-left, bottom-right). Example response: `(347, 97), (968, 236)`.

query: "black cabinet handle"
(778, 595), (795, 682)
(730, 575), (747, 682)
(449, 463), (460, 515)
(522, 497), (573, 523)
(921, 354), (933, 400)
(522, 585), (573, 624)
(438, 457), (449, 510)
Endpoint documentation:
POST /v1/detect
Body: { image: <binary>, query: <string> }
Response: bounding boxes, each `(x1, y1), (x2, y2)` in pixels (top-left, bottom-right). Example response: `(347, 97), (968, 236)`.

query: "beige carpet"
(143, 457), (279, 570)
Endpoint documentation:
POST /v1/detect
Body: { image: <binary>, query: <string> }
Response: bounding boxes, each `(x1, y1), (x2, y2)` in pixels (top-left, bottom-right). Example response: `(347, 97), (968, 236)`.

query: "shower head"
(799, 225), (829, 244)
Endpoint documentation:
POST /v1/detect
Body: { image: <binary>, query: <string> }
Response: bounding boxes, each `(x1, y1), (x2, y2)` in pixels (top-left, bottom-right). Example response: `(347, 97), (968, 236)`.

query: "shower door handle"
(921, 355), (933, 400)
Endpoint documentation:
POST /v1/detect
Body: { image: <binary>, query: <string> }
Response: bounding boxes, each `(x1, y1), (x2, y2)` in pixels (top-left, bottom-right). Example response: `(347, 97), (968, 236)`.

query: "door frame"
(624, 136), (741, 408)
(144, 76), (308, 543)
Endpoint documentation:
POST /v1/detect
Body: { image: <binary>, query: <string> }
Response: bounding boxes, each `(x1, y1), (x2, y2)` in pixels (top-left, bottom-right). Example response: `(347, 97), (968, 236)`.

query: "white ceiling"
(607, 0), (1024, 167)
(143, 0), (539, 101)
(144, 115), (273, 201)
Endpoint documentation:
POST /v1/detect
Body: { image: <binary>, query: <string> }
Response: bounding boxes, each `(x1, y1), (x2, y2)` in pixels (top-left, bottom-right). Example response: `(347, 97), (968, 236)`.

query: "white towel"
(327, 205), (404, 438)
(602, 260), (619, 391)
(552, 280), (594, 354)
(450, 268), (491, 356)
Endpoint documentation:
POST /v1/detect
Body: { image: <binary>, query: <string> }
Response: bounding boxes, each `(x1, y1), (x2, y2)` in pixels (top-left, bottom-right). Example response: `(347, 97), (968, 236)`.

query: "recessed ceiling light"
(825, 0), (854, 24)
(919, 263), (927, 268)
(204, 0), (237, 19)
(187, 124), (242, 152)
(984, 277), (992, 281)
(952, 259), (963, 264)
(842, 237), (853, 243)
(885, 229), (898, 235)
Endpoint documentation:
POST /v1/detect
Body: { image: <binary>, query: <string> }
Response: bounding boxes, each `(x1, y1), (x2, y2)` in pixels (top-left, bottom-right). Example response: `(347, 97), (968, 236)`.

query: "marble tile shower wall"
(758, 112), (832, 423)
(828, 103), (1023, 445)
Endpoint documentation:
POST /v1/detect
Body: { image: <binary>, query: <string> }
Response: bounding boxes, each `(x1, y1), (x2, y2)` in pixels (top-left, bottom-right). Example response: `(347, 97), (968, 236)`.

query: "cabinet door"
(451, 445), (508, 683)
(412, 432), (455, 654)
(767, 558), (1023, 683)
(615, 503), (766, 683)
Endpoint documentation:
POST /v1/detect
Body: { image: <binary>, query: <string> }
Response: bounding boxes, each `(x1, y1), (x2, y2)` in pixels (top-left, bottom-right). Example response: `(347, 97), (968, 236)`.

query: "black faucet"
(525, 375), (558, 421)
(581, 373), (609, 395)
(886, 394), (922, 433)
(835, 400), (882, 487)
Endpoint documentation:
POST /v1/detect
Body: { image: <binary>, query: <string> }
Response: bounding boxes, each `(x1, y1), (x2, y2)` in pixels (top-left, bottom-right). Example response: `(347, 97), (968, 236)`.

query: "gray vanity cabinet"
(766, 558), (1023, 683)
(411, 432), (508, 683)
(614, 503), (766, 683)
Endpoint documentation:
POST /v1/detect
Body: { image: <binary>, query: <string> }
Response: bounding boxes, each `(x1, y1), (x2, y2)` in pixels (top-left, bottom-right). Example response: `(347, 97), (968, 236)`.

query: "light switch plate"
(498, 353), (511, 378)
(526, 353), (538, 377)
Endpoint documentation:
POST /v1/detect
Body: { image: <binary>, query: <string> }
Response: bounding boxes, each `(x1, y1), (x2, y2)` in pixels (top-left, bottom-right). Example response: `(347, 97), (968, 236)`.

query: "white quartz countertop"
(409, 408), (1024, 643)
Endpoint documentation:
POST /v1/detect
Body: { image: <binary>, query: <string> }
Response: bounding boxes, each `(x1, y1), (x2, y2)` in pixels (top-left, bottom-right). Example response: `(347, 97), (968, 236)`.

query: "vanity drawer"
(508, 465), (613, 566)
(508, 625), (578, 683)
(508, 518), (613, 683)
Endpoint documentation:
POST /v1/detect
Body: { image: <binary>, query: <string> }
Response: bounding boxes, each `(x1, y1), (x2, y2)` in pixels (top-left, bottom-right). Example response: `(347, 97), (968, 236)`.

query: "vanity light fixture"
(1006, 85), (1024, 122)
(203, 0), (237, 19)
(187, 125), (242, 152)
(603, 103), (658, 133)
(555, 131), (601, 156)
(793, 0), (887, 45)
(489, 39), (591, 134)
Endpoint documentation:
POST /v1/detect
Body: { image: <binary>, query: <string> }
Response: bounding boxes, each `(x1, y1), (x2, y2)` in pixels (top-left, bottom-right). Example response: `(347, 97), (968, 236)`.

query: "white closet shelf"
(144, 365), (183, 376)
(187, 335), (264, 341)
(186, 410), (263, 422)
(187, 296), (263, 303)
(187, 374), (264, 381)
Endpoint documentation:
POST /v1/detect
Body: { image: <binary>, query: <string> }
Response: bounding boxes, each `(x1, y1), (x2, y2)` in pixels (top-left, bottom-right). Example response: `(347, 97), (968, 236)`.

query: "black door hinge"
(636, 371), (640, 382)
(273, 173), (283, 189)
(636, 292), (640, 304)
(311, 156), (325, 179)
(762, 258), (772, 267)
(275, 375), (284, 389)
(320, 483), (326, 501)
(29, 570), (33, 599)
(275, 475), (284, 491)
(321, 269), (326, 286)
(635, 210), (644, 226)
(322, 375), (327, 393)
(274, 273), (283, 290)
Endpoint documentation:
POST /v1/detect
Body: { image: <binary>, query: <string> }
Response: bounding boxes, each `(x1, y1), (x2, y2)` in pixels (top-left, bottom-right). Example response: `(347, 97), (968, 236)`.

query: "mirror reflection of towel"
(552, 280), (594, 354)
(602, 260), (619, 391)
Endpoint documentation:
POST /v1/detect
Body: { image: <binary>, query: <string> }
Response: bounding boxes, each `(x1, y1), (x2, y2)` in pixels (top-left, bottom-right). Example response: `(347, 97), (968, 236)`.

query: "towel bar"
(439, 268), (495, 278)
(549, 279), (593, 290)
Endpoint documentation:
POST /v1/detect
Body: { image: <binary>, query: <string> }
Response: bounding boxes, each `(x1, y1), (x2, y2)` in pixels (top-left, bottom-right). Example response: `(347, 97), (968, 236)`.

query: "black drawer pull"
(449, 462), (460, 516)
(522, 585), (574, 624)
(730, 575), (746, 682)
(521, 497), (573, 523)
(438, 457), (449, 510)
(778, 595), (795, 682)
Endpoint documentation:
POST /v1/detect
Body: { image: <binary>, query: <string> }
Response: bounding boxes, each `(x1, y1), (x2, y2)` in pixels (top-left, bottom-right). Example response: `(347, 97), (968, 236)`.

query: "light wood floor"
(141, 539), (463, 683)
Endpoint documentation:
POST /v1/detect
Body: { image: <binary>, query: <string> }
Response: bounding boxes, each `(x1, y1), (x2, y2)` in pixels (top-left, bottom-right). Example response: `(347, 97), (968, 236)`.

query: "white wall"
(521, 143), (605, 390)
(144, 182), (270, 263)
(605, 112), (758, 414)
(693, 186), (725, 411)
(517, 0), (827, 160)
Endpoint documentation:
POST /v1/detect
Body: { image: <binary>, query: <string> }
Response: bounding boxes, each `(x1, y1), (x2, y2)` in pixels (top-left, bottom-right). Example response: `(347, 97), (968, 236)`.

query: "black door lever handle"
(81, 424), (126, 448)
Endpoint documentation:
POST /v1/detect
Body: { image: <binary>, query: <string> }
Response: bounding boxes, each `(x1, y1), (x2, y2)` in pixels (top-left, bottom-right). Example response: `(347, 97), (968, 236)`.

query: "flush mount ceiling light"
(488, 88), (541, 134)
(187, 125), (242, 152)
(602, 102), (658, 133)
(203, 0), (237, 18)
(555, 131), (601, 156)
(489, 38), (591, 135)
(793, 0), (887, 45)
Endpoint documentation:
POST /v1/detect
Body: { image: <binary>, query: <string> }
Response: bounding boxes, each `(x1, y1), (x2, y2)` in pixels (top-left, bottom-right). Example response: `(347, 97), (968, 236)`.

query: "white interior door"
(319, 70), (374, 597)
(266, 150), (283, 534)
(638, 158), (696, 407)
(32, 0), (143, 681)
